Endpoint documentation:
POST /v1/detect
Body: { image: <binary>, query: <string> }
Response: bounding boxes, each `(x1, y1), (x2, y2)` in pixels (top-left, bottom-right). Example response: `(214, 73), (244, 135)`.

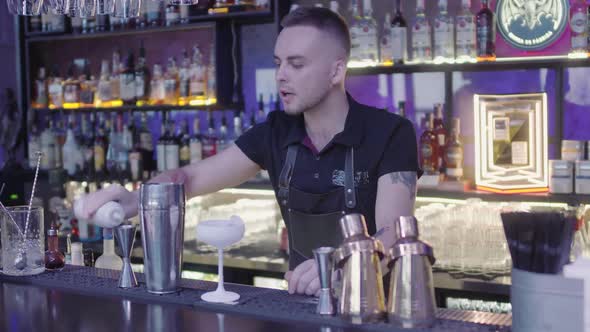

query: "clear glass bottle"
(110, 50), (122, 105)
(80, 62), (97, 107)
(189, 45), (206, 103)
(391, 0), (408, 65)
(380, 13), (394, 65)
(120, 52), (136, 106)
(48, 66), (64, 109)
(217, 117), (229, 152)
(164, 57), (179, 105)
(94, 228), (123, 270)
(455, 0), (476, 63)
(412, 0), (432, 63)
(433, 0), (454, 64)
(445, 118), (463, 181)
(206, 47), (216, 103)
(28, 122), (41, 169)
(157, 122), (168, 172)
(178, 49), (191, 105)
(149, 64), (166, 105)
(135, 41), (151, 106)
(349, 0), (378, 65)
(570, 0), (589, 55)
(33, 67), (48, 109)
(40, 119), (57, 170)
(475, 0), (496, 61)
(62, 118), (83, 177)
(190, 117), (202, 164)
(63, 65), (81, 109)
(96, 60), (113, 107)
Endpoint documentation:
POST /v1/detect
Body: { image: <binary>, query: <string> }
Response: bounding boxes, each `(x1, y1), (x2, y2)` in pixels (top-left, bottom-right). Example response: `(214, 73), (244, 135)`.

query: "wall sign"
(496, 0), (569, 51)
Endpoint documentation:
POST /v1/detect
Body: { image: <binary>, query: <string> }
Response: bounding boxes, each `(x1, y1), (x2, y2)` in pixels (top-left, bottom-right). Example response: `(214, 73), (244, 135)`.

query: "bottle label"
(434, 19), (453, 57)
(190, 141), (202, 163)
(180, 145), (190, 163)
(437, 134), (446, 147)
(412, 22), (431, 46)
(456, 16), (475, 45)
(352, 23), (379, 62)
(135, 76), (145, 98)
(120, 74), (135, 101)
(445, 147), (463, 167)
(165, 145), (179, 170)
(140, 132), (154, 151)
(446, 167), (464, 178)
(94, 145), (105, 171)
(97, 81), (112, 102)
(202, 141), (216, 159)
(391, 27), (407, 60)
(129, 151), (142, 180)
(380, 28), (394, 62)
(157, 144), (166, 171)
(189, 67), (205, 96)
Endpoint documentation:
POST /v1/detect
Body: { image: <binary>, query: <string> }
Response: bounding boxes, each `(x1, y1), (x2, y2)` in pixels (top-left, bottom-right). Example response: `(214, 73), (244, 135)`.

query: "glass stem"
(216, 248), (225, 293)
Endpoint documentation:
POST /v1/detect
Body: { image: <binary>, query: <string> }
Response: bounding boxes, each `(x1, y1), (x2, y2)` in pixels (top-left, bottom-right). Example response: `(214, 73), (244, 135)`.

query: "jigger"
(313, 247), (336, 315)
(115, 224), (138, 288)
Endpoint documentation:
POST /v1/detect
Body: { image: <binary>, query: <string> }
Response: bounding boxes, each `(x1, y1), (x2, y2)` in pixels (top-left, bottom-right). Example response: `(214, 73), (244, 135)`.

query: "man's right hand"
(74, 184), (138, 221)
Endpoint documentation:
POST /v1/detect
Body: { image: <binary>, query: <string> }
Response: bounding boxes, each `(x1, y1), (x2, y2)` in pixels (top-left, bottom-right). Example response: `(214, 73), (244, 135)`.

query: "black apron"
(277, 144), (358, 270)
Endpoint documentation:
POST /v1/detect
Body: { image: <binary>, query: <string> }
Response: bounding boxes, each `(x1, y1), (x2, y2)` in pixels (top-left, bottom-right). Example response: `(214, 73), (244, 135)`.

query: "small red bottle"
(45, 220), (65, 271)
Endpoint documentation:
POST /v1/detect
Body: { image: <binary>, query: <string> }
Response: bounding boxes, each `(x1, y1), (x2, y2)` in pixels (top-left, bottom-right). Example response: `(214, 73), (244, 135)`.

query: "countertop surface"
(0, 266), (511, 332)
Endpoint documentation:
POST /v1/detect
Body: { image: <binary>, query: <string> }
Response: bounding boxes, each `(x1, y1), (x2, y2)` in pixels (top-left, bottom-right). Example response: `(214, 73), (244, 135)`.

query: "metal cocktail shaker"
(139, 183), (185, 294)
(334, 213), (386, 324)
(387, 216), (436, 328)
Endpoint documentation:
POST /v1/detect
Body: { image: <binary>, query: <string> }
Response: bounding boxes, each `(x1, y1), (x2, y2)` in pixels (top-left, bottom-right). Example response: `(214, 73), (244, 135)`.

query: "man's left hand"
(284, 259), (320, 296)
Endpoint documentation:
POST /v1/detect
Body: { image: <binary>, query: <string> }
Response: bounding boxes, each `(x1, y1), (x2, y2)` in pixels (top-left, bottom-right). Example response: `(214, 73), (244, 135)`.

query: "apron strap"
(344, 147), (356, 209)
(278, 144), (298, 206)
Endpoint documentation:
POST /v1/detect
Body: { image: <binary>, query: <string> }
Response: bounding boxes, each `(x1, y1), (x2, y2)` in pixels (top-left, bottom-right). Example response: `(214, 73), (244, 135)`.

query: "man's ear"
(331, 58), (347, 85)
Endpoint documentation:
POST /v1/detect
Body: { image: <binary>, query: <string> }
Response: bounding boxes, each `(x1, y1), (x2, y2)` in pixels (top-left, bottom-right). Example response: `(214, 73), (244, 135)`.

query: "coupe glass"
(196, 216), (245, 303)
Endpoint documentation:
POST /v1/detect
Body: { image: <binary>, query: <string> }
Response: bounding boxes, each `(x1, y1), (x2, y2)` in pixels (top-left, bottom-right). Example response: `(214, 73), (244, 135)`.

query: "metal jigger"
(313, 247), (336, 315)
(115, 224), (138, 288)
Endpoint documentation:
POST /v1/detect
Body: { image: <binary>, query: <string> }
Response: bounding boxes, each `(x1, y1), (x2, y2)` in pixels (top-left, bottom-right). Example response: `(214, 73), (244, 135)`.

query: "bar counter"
(0, 266), (511, 332)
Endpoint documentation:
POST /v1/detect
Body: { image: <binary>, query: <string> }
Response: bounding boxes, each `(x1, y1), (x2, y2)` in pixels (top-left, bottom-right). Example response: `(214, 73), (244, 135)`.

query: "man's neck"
(303, 90), (349, 152)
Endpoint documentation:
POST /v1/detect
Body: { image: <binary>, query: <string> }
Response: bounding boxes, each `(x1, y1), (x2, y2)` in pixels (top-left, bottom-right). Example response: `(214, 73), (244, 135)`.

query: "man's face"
(274, 26), (343, 115)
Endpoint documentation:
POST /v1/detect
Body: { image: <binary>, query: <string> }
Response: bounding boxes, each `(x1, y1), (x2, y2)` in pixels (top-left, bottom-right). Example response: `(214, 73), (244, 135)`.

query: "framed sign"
(496, 0), (569, 51)
(474, 93), (549, 193)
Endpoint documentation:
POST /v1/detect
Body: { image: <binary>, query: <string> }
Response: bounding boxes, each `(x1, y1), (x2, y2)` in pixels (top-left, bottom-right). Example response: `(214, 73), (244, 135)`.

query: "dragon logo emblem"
(496, 0), (569, 50)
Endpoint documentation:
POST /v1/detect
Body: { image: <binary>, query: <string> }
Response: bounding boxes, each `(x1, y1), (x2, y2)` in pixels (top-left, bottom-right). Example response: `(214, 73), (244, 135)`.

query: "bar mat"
(0, 266), (511, 332)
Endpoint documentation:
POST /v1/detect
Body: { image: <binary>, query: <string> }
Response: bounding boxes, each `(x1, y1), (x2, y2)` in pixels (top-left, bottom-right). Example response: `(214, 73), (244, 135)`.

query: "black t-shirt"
(235, 94), (421, 235)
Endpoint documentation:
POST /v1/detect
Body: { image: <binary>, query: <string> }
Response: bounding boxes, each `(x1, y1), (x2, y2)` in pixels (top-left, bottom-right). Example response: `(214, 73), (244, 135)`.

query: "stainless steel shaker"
(334, 213), (386, 324)
(139, 183), (185, 294)
(387, 216), (436, 328)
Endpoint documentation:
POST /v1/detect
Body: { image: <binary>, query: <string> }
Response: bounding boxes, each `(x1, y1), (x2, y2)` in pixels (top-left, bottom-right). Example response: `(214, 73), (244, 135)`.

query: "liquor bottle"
(475, 0), (495, 62)
(164, 57), (179, 105)
(120, 52), (136, 106)
(455, 0), (476, 63)
(217, 117), (229, 152)
(28, 123), (41, 169)
(150, 64), (166, 105)
(135, 41), (151, 106)
(116, 113), (131, 175)
(157, 122), (168, 172)
(165, 5), (180, 26)
(63, 65), (81, 109)
(189, 45), (206, 103)
(391, 0), (408, 65)
(146, 0), (162, 27)
(165, 120), (180, 170)
(433, 0), (454, 64)
(349, 0), (378, 64)
(40, 120), (57, 170)
(420, 113), (437, 174)
(62, 118), (83, 177)
(111, 50), (122, 104)
(206, 47), (216, 103)
(179, 5), (189, 24)
(97, 60), (113, 107)
(179, 120), (191, 167)
(445, 118), (463, 181)
(179, 49), (191, 105)
(96, 15), (110, 32)
(202, 114), (217, 159)
(138, 113), (155, 174)
(94, 228), (123, 270)
(433, 104), (447, 173)
(380, 13), (394, 65)
(190, 117), (203, 164)
(45, 219), (65, 271)
(81, 114), (95, 176)
(412, 0), (432, 63)
(106, 116), (119, 177)
(233, 110), (243, 140)
(129, 140), (143, 181)
(65, 233), (72, 264)
(80, 62), (96, 107)
(397, 101), (406, 118)
(94, 121), (108, 177)
(81, 16), (96, 34)
(48, 66), (64, 109)
(71, 243), (85, 266)
(570, 0), (588, 54)
(32, 67), (48, 109)
(53, 119), (65, 169)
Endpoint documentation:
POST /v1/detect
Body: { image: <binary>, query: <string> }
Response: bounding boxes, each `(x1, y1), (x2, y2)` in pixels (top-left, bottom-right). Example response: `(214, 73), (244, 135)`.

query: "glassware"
(112, 0), (141, 18)
(196, 216), (245, 303)
(7, 0), (44, 16)
(1, 206), (45, 276)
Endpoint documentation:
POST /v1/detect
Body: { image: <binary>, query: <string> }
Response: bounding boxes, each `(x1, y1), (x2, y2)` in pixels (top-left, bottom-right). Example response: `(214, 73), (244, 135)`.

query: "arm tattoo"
(389, 171), (417, 200)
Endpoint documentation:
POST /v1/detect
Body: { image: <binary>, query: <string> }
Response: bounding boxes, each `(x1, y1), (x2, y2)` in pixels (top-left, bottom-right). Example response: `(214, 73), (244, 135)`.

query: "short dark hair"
(280, 7), (351, 59)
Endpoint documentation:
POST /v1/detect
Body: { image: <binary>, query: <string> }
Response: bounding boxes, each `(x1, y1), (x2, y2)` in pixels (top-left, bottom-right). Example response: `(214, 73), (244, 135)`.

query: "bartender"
(74, 7), (420, 297)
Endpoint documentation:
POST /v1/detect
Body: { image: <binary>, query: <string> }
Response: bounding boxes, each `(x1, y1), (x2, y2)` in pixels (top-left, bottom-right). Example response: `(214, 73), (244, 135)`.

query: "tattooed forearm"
(389, 171), (417, 200)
